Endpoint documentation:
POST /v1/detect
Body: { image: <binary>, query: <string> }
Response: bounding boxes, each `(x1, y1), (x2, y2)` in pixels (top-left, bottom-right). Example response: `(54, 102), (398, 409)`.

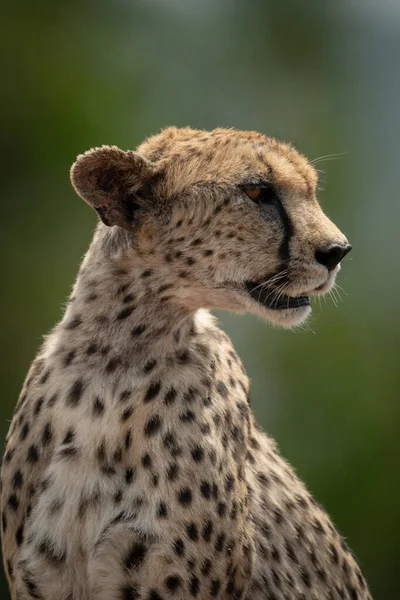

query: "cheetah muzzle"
(244, 280), (311, 310)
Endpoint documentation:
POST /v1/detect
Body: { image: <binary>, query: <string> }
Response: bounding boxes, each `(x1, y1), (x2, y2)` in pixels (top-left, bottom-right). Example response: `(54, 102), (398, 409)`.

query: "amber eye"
(243, 184), (278, 205)
(243, 186), (262, 201)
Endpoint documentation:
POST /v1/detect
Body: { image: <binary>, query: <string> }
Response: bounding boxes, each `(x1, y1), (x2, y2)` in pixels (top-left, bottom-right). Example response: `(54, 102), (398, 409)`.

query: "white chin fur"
(263, 304), (312, 328)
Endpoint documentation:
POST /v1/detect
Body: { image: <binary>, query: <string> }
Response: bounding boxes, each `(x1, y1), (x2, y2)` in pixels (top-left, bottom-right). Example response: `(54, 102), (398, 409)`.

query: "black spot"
(300, 568), (312, 588)
(158, 283), (173, 293)
(271, 545), (281, 562)
(330, 543), (339, 564)
(114, 489), (123, 504)
(191, 446), (204, 462)
(123, 293), (135, 304)
(34, 396), (44, 415)
(12, 470), (23, 489)
(132, 324), (146, 336)
(22, 575), (42, 599)
(217, 502), (227, 517)
(125, 431), (132, 449)
(216, 381), (228, 397)
(87, 343), (98, 355)
(144, 415), (162, 437)
(183, 387), (197, 403)
(59, 445), (79, 459)
(144, 359), (157, 373)
(210, 580), (221, 596)
(225, 474), (235, 492)
(93, 397), (105, 416)
(117, 282), (130, 295)
(42, 423), (53, 445)
(166, 462), (179, 481)
(186, 523), (199, 541)
(113, 447), (123, 462)
(215, 533), (226, 552)
(200, 481), (212, 500)
(117, 306), (135, 320)
(180, 410), (196, 423)
(202, 520), (213, 542)
(200, 423), (211, 435)
(63, 429), (75, 445)
(39, 369), (51, 384)
(20, 422), (30, 440)
(176, 349), (190, 363)
(348, 586), (359, 600)
(65, 315), (82, 329)
(144, 382), (161, 402)
(8, 493), (19, 512)
(141, 269), (153, 278)
(164, 388), (177, 405)
(96, 441), (107, 463)
(201, 558), (212, 576)
(125, 541), (147, 570)
(64, 350), (76, 366)
(190, 576), (200, 596)
(173, 538), (185, 556)
(37, 537), (67, 565)
(157, 503), (168, 518)
(67, 379), (85, 407)
(125, 467), (135, 484)
(203, 396), (213, 408)
(121, 406), (134, 421)
(178, 489), (192, 506)
(119, 390), (131, 403)
(186, 257), (196, 266)
(165, 575), (181, 591)
(15, 522), (24, 545)
(163, 432), (176, 449)
(27, 445), (40, 463)
(106, 357), (121, 373)
(141, 453), (152, 468)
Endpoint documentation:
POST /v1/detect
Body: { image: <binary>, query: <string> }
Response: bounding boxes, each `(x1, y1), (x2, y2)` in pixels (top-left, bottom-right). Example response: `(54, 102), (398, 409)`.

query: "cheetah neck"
(46, 226), (217, 369)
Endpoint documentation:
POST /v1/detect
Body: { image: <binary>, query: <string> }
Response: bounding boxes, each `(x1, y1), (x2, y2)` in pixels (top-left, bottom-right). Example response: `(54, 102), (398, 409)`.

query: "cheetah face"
(228, 183), (351, 327)
(71, 127), (351, 328)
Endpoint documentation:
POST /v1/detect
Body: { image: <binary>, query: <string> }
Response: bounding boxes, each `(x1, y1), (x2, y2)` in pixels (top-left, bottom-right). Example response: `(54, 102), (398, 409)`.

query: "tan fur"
(1, 127), (370, 600)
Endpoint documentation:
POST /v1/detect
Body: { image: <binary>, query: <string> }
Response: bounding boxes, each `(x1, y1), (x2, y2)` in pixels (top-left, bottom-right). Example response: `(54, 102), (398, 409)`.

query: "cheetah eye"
(243, 185), (278, 205)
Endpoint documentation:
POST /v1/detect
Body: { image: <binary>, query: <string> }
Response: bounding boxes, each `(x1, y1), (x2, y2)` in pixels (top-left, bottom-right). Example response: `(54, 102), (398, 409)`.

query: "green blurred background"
(1, 1), (399, 598)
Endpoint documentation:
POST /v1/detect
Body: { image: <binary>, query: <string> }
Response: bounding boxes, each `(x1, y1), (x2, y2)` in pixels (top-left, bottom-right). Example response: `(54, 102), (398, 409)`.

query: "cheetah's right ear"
(70, 146), (160, 230)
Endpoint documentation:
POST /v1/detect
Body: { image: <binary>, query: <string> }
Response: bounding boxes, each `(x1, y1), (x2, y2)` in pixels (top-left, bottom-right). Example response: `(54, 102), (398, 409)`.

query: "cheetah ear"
(70, 145), (159, 230)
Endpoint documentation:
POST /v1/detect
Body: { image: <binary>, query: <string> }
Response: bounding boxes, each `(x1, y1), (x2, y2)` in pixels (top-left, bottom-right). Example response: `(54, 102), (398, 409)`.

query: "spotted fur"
(1, 127), (371, 600)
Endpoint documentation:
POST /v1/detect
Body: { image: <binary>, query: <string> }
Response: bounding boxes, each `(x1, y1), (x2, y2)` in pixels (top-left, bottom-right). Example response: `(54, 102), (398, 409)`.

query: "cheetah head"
(71, 127), (351, 328)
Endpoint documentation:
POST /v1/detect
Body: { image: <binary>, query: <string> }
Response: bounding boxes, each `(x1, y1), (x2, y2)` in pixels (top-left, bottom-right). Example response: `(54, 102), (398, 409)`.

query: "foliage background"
(1, 1), (399, 598)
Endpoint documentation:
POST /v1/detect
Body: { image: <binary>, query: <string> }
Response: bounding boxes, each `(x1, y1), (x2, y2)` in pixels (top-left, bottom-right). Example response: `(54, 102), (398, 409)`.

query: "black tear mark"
(274, 198), (294, 264)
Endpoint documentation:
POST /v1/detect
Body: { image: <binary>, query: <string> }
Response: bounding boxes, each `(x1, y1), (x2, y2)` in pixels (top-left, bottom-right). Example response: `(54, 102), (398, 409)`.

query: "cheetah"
(1, 126), (371, 600)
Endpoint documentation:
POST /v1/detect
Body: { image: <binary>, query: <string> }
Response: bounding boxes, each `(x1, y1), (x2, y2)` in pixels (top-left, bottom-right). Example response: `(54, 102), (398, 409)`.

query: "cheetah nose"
(315, 243), (352, 271)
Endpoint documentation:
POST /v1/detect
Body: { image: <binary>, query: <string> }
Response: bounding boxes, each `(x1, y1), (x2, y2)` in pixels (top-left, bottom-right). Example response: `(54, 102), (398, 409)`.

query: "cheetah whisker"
(310, 151), (348, 165)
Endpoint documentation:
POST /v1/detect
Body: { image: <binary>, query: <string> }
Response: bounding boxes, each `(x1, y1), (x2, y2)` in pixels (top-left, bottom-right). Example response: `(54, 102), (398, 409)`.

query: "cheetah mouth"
(244, 282), (311, 310)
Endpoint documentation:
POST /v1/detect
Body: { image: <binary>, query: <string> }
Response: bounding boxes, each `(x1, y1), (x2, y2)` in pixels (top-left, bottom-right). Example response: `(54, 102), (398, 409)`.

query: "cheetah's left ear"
(70, 145), (160, 230)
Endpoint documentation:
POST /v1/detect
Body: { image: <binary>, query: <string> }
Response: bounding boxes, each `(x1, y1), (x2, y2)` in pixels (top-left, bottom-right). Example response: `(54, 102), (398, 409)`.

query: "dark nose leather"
(315, 243), (352, 271)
